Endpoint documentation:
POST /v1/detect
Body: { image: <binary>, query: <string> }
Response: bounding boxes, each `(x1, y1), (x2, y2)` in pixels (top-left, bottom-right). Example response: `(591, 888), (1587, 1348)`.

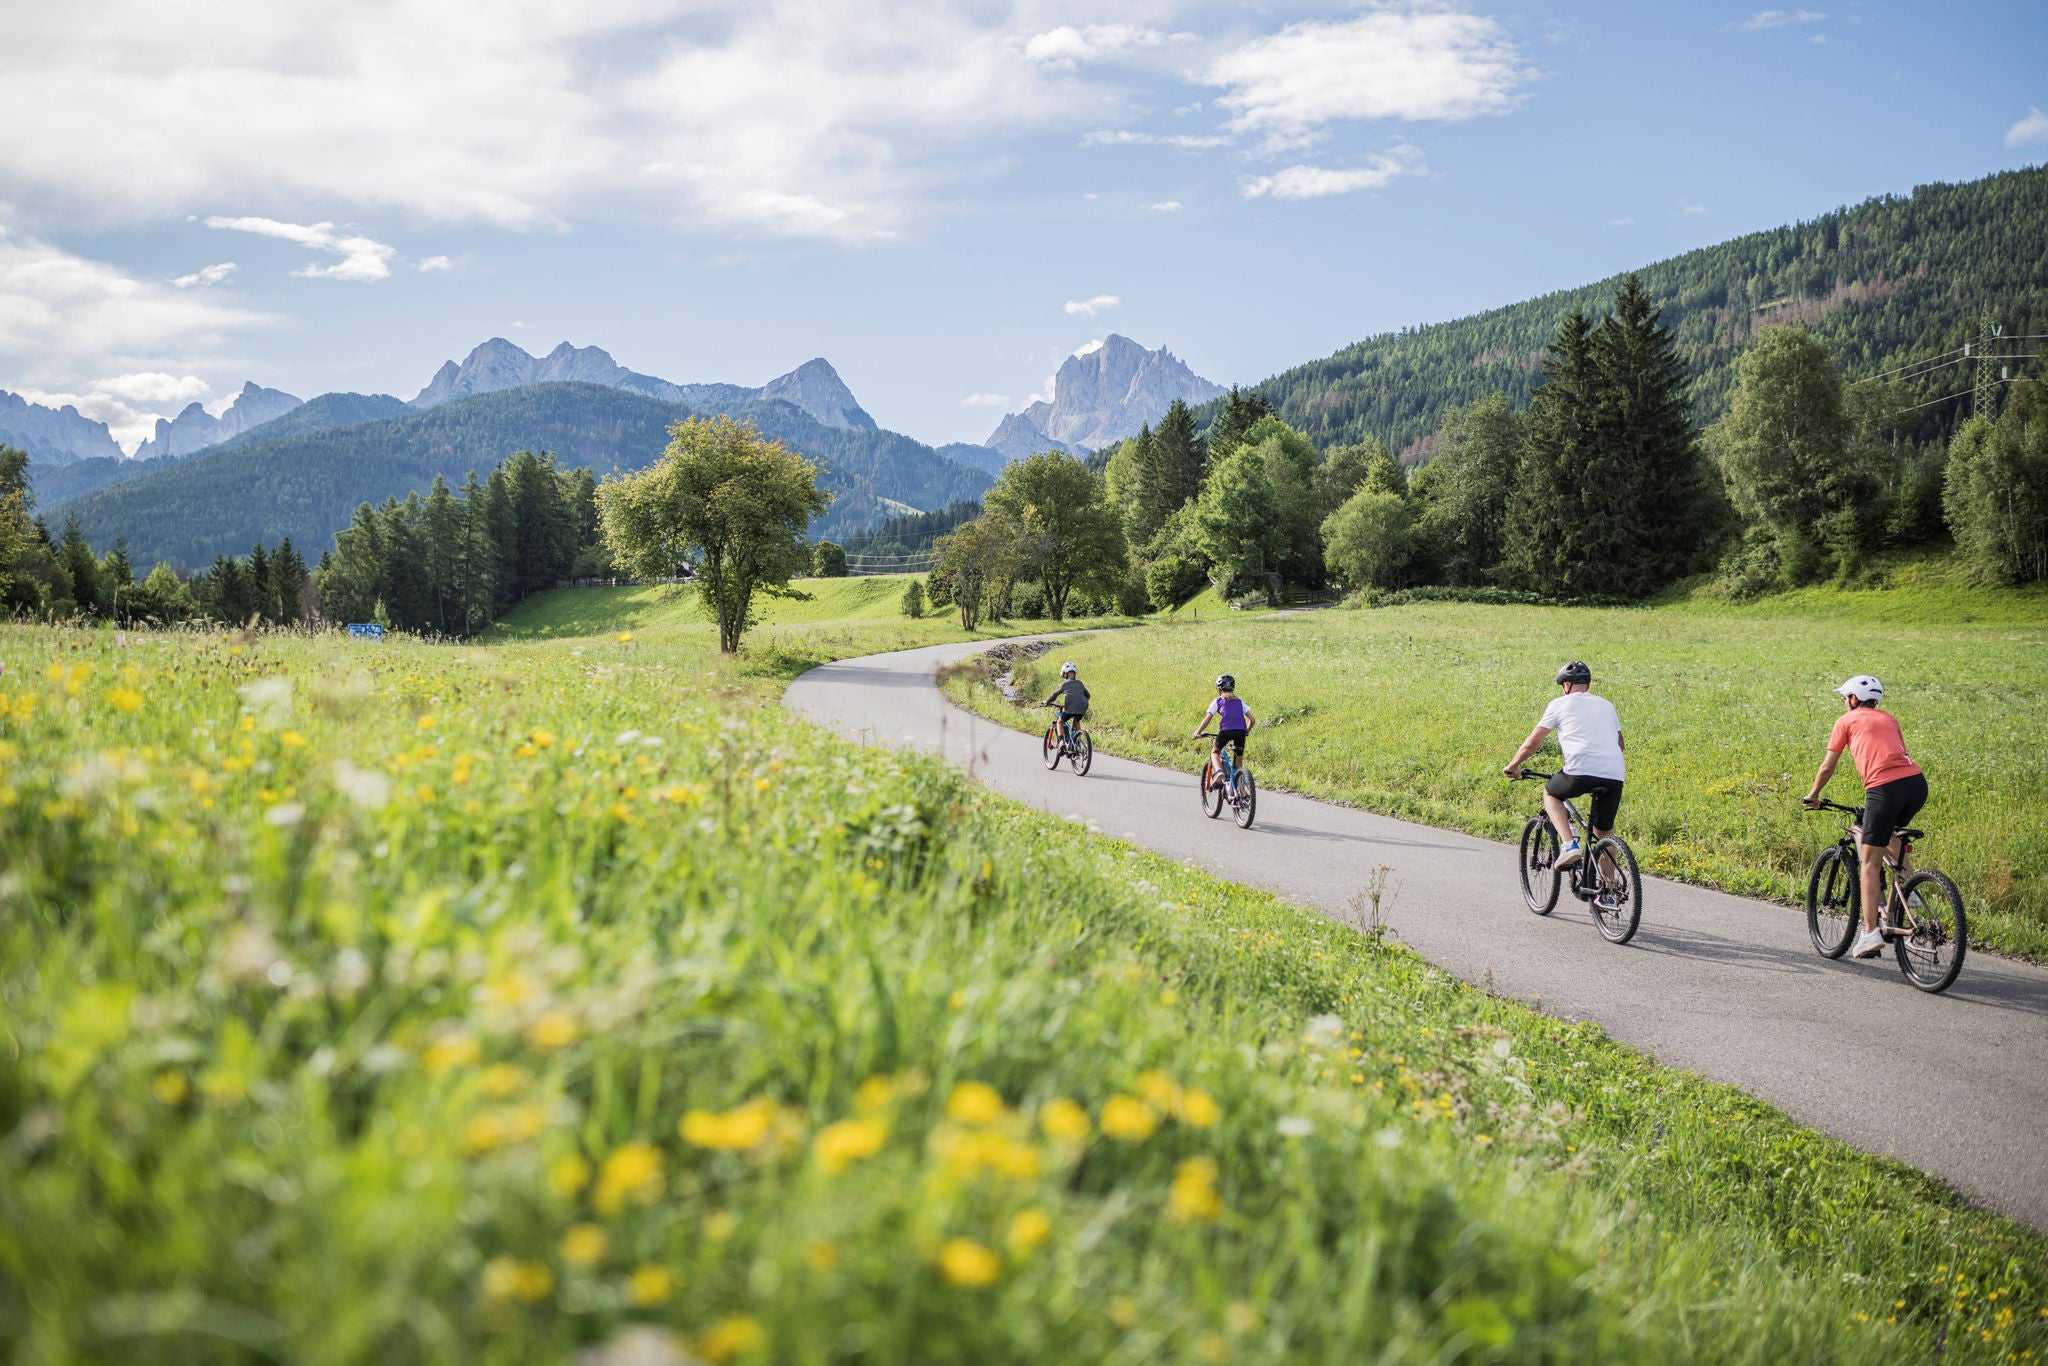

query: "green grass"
(2, 605), (2045, 1363)
(946, 587), (2048, 960)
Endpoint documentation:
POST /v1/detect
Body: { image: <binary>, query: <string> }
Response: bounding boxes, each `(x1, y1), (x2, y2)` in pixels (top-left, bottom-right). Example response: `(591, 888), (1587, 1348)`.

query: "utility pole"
(1974, 314), (2003, 421)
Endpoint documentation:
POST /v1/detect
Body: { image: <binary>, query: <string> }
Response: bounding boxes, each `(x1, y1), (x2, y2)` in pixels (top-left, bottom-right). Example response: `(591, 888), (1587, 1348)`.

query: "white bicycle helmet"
(1835, 674), (1883, 702)
(1059, 661), (1077, 677)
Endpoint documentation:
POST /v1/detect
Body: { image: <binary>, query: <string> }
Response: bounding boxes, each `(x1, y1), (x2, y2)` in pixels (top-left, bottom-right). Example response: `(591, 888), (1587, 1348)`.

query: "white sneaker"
(1554, 839), (1583, 870)
(1850, 927), (1886, 959)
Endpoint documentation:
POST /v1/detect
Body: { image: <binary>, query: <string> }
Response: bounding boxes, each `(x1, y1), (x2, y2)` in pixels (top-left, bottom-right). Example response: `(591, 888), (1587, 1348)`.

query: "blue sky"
(2, 0), (2043, 452)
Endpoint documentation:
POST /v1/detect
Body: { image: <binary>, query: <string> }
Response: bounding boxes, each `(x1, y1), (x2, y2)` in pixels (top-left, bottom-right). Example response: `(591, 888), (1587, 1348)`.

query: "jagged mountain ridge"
(0, 390), (124, 467)
(411, 339), (877, 432)
(983, 335), (1226, 463)
(61, 381), (992, 569)
(131, 382), (305, 462)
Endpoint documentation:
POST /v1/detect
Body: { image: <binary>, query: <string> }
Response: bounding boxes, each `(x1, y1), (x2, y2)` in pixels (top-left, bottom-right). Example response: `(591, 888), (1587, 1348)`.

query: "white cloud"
(1206, 9), (1527, 150)
(1733, 10), (1826, 31)
(1064, 294), (1120, 317)
(1147, 200), (1183, 213)
(1682, 203), (1708, 215)
(416, 255), (453, 272)
(1021, 24), (1187, 70)
(1082, 129), (1234, 150)
(1809, 32), (1827, 43)
(17, 374), (217, 450)
(961, 392), (1009, 406)
(206, 216), (396, 282)
(2007, 107), (2048, 148)
(1082, 191), (1100, 201)
(170, 261), (236, 288)
(93, 372), (212, 406)
(1241, 147), (1426, 200)
(1072, 339), (1104, 356)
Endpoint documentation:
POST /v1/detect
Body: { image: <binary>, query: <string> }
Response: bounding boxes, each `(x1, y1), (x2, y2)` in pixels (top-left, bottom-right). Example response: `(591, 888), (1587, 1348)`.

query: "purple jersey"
(1207, 695), (1248, 730)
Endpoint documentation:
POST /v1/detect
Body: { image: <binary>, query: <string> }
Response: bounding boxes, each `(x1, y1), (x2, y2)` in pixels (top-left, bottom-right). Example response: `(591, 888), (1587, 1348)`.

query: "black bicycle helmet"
(1215, 674), (1235, 691)
(1554, 660), (1591, 686)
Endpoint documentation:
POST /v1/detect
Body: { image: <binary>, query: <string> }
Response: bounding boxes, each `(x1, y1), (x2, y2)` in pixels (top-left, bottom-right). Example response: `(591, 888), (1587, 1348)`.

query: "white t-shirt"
(1538, 691), (1625, 781)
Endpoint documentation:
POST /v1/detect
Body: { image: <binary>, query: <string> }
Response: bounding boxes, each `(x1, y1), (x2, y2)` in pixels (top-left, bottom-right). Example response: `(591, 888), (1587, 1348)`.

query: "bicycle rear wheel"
(1893, 869), (1967, 993)
(1201, 761), (1224, 818)
(1072, 730), (1092, 776)
(1233, 771), (1257, 829)
(1589, 836), (1642, 944)
(1042, 726), (1061, 770)
(1518, 817), (1561, 916)
(1805, 845), (1858, 958)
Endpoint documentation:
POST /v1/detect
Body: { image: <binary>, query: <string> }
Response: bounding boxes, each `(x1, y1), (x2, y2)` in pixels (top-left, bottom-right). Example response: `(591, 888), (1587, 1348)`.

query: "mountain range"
(980, 336), (1225, 465)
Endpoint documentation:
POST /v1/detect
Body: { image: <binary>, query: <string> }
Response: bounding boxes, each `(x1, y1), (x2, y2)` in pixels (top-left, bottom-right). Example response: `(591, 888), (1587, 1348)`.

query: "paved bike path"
(785, 636), (2048, 1232)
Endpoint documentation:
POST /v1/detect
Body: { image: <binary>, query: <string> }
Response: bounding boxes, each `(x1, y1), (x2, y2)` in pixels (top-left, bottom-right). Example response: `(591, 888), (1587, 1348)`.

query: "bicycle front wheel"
(1072, 730), (1092, 776)
(1893, 869), (1967, 993)
(1233, 771), (1257, 829)
(1589, 836), (1642, 944)
(1201, 762), (1224, 819)
(1518, 817), (1561, 916)
(1806, 845), (1859, 958)
(1043, 726), (1061, 770)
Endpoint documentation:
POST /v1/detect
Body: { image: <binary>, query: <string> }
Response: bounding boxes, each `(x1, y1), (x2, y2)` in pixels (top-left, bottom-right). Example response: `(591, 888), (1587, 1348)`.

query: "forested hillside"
(63, 383), (991, 568)
(1238, 165), (2048, 458)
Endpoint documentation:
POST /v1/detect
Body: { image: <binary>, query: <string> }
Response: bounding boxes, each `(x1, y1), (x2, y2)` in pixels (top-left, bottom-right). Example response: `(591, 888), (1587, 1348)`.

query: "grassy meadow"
(2, 587), (2046, 1363)
(950, 576), (2048, 961)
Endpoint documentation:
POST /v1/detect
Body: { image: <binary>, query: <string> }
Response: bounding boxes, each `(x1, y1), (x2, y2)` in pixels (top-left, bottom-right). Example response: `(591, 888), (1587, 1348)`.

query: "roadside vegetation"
(946, 576), (2048, 961)
(5, 601), (2046, 1362)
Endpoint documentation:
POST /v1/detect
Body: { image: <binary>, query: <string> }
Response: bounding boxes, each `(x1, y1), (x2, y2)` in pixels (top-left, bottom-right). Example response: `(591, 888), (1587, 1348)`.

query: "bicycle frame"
(1814, 799), (1918, 934)
(1519, 770), (1608, 900)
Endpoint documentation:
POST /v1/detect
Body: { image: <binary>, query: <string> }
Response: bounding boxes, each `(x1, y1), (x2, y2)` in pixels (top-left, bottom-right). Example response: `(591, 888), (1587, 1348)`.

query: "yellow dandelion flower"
(703, 1210), (738, 1243)
(1109, 1296), (1140, 1329)
(416, 714), (436, 730)
(626, 1264), (673, 1307)
(937, 1237), (1003, 1288)
(526, 1011), (579, 1051)
(478, 1064), (529, 1098)
(548, 1154), (591, 1197)
(1007, 1207), (1052, 1253)
(281, 731), (307, 748)
(697, 1315), (764, 1363)
(753, 777), (772, 792)
(681, 1097), (778, 1151)
(1038, 1097), (1091, 1144)
(617, 631), (634, 642)
(561, 1223), (610, 1266)
(947, 988), (967, 1010)
(813, 1116), (888, 1175)
(1167, 1155), (1223, 1224)
(593, 1141), (665, 1214)
(1099, 1095), (1157, 1142)
(805, 1241), (839, 1272)
(531, 728), (557, 749)
(1178, 1089), (1220, 1129)
(945, 1081), (1006, 1126)
(854, 1075), (897, 1112)
(152, 1070), (189, 1105)
(107, 686), (144, 713)
(481, 1256), (554, 1303)
(424, 1032), (482, 1076)
(1137, 1070), (1183, 1112)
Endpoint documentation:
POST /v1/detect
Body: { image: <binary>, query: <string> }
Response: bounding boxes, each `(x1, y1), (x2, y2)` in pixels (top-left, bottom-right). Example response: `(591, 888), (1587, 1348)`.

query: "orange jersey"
(1828, 707), (1922, 789)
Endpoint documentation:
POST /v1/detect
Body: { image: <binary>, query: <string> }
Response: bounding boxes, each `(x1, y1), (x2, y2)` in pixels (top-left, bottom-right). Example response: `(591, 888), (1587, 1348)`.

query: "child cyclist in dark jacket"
(1043, 662), (1089, 745)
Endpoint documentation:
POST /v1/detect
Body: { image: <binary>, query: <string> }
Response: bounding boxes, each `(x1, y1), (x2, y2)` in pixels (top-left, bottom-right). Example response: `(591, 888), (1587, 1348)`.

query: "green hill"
(62, 383), (992, 568)
(1236, 165), (2048, 458)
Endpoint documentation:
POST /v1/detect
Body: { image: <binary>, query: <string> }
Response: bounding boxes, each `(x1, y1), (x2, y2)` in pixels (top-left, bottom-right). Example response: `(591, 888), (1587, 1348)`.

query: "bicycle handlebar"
(1805, 797), (1861, 815)
(1511, 767), (1553, 781)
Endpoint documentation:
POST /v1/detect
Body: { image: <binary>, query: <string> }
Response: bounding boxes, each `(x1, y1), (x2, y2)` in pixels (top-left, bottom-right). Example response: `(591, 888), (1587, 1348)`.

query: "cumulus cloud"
(1072, 339), (1104, 356)
(170, 261), (236, 288)
(1206, 9), (1527, 150)
(17, 374), (217, 450)
(206, 216), (396, 282)
(1147, 200), (1183, 213)
(1732, 10), (1826, 31)
(92, 372), (213, 406)
(1064, 294), (1120, 317)
(2007, 107), (2048, 148)
(1241, 147), (1425, 200)
(1021, 24), (1187, 70)
(1081, 129), (1233, 150)
(961, 392), (1009, 406)
(416, 255), (453, 272)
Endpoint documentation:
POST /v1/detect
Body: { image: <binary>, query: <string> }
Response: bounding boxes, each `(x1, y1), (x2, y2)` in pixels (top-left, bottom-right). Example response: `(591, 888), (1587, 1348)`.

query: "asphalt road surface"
(785, 636), (2048, 1232)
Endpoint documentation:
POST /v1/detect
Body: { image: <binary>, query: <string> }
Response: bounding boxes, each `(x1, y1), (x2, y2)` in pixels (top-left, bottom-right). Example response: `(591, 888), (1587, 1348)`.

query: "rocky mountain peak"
(759, 358), (876, 431)
(132, 382), (302, 463)
(982, 336), (1224, 463)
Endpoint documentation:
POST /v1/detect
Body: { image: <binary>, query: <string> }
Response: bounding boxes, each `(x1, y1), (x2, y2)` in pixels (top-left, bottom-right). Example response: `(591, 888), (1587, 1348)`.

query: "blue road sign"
(346, 623), (386, 640)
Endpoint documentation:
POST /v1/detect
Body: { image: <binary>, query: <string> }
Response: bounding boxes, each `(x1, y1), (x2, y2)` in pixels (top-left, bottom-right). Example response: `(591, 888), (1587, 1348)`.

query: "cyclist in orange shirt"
(1801, 675), (1927, 959)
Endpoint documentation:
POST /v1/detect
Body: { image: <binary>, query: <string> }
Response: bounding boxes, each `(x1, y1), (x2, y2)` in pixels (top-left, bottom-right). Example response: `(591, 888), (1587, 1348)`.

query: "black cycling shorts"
(1860, 772), (1927, 847)
(1211, 728), (1247, 761)
(1546, 771), (1623, 833)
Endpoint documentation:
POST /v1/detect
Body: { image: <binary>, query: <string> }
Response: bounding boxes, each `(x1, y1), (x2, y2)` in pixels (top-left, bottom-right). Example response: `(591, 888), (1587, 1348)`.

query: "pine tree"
(421, 475), (462, 634)
(1136, 399), (1207, 535)
(1503, 308), (1601, 596)
(248, 542), (282, 623)
(1207, 387), (1277, 462)
(272, 538), (310, 625)
(455, 472), (499, 634)
(58, 515), (103, 617)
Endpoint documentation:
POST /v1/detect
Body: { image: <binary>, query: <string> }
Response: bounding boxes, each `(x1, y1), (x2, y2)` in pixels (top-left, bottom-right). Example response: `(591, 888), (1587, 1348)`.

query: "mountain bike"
(1804, 798), (1966, 993)
(1041, 705), (1092, 775)
(1511, 769), (1641, 944)
(1198, 740), (1257, 829)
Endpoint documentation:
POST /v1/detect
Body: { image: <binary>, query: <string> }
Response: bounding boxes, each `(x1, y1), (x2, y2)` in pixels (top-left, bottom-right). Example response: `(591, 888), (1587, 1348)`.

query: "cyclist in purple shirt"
(1192, 673), (1257, 763)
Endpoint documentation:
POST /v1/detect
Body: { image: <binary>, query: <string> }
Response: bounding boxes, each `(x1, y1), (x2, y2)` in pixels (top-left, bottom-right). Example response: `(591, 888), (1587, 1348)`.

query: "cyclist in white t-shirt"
(1503, 660), (1625, 870)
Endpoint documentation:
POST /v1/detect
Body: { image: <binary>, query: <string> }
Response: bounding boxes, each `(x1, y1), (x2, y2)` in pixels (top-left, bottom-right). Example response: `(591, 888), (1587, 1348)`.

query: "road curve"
(785, 636), (2048, 1232)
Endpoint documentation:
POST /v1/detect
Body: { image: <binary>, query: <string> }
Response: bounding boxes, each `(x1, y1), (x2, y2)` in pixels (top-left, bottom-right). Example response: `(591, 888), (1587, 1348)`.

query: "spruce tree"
(57, 515), (103, 617)
(248, 542), (282, 623)
(422, 475), (462, 634)
(272, 539), (309, 626)
(1137, 399), (1208, 534)
(1207, 387), (1276, 462)
(1503, 307), (1601, 597)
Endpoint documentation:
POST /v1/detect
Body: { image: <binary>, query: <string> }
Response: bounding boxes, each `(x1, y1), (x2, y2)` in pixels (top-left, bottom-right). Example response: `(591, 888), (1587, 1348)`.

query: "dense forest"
(60, 383), (993, 568)
(1227, 166), (2048, 459)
